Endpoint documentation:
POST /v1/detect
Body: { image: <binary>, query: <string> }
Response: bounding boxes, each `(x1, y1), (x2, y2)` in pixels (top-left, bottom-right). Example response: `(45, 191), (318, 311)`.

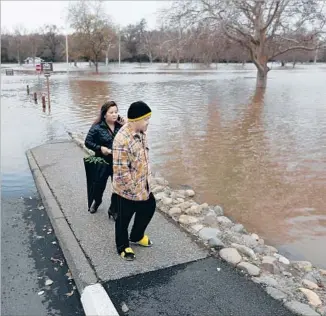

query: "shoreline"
(68, 131), (326, 316)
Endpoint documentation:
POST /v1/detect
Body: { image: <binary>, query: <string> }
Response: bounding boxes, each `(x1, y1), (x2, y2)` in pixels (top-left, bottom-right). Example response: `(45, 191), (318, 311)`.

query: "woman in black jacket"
(85, 101), (125, 217)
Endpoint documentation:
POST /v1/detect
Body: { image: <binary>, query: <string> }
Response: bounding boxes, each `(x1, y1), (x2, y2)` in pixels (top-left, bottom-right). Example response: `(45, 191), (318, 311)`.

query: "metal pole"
(46, 76), (51, 108)
(118, 26), (121, 67)
(66, 33), (69, 73)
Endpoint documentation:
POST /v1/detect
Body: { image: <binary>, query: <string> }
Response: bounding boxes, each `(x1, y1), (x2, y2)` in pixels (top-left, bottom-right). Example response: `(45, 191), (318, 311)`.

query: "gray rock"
(199, 227), (221, 241)
(154, 192), (166, 200)
(237, 262), (260, 276)
(213, 205), (224, 216)
(175, 190), (186, 198)
(285, 301), (320, 316)
(231, 224), (245, 233)
(251, 233), (259, 241)
(231, 243), (257, 260)
(254, 245), (277, 256)
(205, 209), (217, 218)
(261, 256), (279, 274)
(200, 203), (209, 211)
(162, 196), (173, 206)
(168, 207), (182, 216)
(303, 271), (319, 284)
(317, 306), (326, 316)
(265, 245), (278, 253)
(216, 216), (233, 225)
(176, 198), (185, 203)
(302, 279), (319, 290)
(159, 205), (170, 213)
(202, 215), (219, 227)
(177, 201), (192, 211)
(292, 261), (313, 272)
(178, 215), (198, 225)
(252, 275), (278, 287)
(208, 237), (225, 249)
(186, 189), (195, 197)
(191, 224), (204, 233)
(274, 254), (290, 265)
(253, 246), (267, 255)
(121, 302), (129, 313)
(171, 191), (186, 199)
(219, 248), (242, 266)
(241, 235), (259, 248)
(152, 185), (165, 194)
(265, 287), (287, 301)
(299, 288), (322, 307)
(185, 205), (202, 215)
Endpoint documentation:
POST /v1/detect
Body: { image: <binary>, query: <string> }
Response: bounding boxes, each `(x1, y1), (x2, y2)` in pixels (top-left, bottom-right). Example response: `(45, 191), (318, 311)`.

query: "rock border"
(69, 131), (326, 316)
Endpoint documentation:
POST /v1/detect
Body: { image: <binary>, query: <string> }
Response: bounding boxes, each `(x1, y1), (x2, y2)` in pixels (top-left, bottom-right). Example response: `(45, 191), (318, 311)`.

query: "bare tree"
(68, 0), (115, 72)
(138, 19), (161, 63)
(42, 25), (62, 61)
(168, 0), (326, 87)
(12, 25), (28, 64)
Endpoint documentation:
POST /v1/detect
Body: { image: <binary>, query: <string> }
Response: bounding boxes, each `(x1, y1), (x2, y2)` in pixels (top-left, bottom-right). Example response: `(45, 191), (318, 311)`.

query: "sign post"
(36, 64), (41, 82)
(45, 74), (51, 108)
(41, 62), (53, 109)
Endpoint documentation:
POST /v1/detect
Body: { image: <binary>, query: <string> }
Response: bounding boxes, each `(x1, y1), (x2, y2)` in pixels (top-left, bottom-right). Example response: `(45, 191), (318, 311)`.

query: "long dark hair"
(93, 101), (118, 125)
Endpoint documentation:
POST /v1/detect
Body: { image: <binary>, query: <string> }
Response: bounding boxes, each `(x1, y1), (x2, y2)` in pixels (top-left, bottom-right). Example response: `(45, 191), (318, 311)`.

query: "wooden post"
(42, 95), (46, 111)
(45, 74), (51, 108)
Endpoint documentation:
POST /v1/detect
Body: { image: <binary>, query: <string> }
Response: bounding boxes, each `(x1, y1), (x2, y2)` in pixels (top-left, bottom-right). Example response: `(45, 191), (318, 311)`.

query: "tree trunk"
(281, 61), (286, 67)
(168, 54), (171, 66)
(95, 60), (98, 73)
(256, 67), (268, 88)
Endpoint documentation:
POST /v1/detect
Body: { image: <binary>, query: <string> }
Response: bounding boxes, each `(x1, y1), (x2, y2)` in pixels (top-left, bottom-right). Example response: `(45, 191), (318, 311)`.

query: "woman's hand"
(117, 116), (126, 125)
(101, 146), (112, 155)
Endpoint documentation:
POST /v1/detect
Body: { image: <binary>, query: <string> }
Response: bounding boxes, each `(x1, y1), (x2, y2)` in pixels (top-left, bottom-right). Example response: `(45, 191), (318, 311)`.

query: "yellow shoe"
(120, 247), (135, 261)
(134, 235), (153, 247)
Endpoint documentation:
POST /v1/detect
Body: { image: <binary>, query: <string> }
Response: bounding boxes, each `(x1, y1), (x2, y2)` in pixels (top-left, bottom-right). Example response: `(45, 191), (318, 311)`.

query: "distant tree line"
(2, 0), (325, 86)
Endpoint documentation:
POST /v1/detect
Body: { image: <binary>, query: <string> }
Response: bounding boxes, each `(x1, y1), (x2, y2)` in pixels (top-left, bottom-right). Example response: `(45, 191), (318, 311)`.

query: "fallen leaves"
(65, 271), (73, 280)
(50, 257), (64, 266)
(45, 279), (53, 286)
(65, 290), (74, 297)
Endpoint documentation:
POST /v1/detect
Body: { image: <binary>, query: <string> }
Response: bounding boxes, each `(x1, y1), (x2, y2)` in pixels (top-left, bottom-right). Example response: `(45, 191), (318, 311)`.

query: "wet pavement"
(105, 257), (296, 316)
(1, 195), (84, 316)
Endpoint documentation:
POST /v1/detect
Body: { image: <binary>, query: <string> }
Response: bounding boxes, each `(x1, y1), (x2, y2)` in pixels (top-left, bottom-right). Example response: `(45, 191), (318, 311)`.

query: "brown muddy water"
(1, 62), (326, 268)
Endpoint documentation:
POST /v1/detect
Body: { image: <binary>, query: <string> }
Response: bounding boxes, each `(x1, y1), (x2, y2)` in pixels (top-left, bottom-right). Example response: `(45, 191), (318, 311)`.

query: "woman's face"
(105, 106), (118, 123)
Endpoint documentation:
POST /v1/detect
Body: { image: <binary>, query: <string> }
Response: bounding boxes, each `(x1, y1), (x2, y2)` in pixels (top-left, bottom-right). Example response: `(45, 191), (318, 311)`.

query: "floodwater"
(1, 62), (326, 268)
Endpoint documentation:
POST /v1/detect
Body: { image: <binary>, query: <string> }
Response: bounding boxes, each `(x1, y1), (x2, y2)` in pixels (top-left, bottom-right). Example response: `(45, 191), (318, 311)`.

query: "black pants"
(93, 165), (112, 207)
(114, 192), (156, 254)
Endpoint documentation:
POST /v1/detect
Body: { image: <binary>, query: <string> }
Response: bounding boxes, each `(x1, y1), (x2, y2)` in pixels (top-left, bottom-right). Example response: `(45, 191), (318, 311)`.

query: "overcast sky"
(1, 1), (171, 33)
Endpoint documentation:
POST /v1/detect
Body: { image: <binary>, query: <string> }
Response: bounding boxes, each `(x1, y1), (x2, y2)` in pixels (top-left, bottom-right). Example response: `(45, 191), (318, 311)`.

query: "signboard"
(36, 64), (41, 74)
(41, 62), (53, 74)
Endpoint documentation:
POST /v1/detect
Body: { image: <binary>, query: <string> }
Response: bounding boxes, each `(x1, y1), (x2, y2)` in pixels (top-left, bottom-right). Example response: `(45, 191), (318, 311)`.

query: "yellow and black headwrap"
(127, 101), (152, 122)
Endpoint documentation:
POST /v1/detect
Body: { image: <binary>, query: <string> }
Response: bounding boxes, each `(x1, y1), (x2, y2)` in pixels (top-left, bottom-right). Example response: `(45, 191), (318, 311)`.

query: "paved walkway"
(29, 140), (295, 316)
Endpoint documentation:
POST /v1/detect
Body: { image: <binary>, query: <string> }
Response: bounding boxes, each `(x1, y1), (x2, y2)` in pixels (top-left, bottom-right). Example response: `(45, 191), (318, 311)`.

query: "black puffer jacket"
(85, 120), (122, 163)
